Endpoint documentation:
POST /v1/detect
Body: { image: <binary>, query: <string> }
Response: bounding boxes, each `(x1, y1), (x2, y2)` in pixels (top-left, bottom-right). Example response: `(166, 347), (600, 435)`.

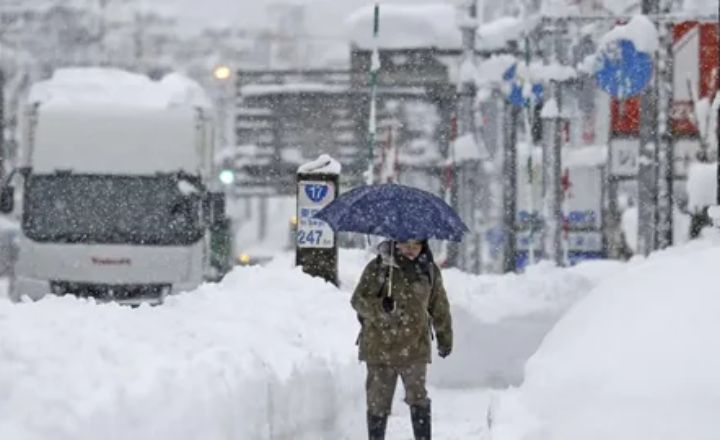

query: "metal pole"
(637, 0), (660, 256)
(365, 3), (380, 186)
(503, 102), (519, 273)
(656, 20), (674, 249)
(449, 0), (478, 270)
(549, 81), (564, 266)
(521, 34), (538, 266)
(717, 13), (720, 206)
(0, 69), (4, 178)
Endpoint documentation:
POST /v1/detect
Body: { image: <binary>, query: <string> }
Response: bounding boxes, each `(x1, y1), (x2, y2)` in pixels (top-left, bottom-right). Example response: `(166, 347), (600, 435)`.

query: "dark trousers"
(366, 363), (430, 416)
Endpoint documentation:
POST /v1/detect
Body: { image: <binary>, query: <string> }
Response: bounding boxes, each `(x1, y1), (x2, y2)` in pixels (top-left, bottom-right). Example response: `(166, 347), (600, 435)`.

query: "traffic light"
(219, 169), (235, 185)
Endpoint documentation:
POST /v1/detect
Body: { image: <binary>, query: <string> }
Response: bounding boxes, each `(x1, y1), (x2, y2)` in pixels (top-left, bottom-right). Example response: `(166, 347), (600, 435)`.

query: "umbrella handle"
(387, 242), (394, 298)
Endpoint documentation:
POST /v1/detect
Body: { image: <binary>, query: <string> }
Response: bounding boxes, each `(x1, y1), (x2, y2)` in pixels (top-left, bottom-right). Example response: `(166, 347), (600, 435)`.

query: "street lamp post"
(213, 65), (233, 150)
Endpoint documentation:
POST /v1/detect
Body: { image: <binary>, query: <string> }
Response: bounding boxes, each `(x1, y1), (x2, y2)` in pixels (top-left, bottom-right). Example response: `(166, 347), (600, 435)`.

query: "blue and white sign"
(595, 39), (653, 99)
(503, 63), (544, 108)
(304, 184), (329, 203)
(297, 181), (335, 248)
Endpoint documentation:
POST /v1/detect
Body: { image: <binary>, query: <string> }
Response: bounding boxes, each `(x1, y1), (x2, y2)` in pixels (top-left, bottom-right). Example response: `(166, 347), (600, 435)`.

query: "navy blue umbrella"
(313, 183), (469, 242)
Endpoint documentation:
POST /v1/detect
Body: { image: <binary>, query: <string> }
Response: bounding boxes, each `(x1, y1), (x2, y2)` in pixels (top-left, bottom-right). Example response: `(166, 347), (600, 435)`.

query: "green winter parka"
(351, 249), (453, 366)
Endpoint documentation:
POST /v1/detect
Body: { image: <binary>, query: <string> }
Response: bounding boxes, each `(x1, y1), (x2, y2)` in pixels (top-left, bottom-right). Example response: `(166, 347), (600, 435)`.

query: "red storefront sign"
(610, 21), (718, 137)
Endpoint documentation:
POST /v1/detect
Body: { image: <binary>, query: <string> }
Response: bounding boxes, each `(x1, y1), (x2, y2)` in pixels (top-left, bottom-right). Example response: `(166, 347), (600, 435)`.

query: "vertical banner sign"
(297, 181), (336, 248)
(296, 172), (339, 285)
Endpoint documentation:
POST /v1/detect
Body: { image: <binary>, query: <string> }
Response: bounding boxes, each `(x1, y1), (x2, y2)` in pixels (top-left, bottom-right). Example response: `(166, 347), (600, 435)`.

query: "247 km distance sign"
(297, 181), (336, 248)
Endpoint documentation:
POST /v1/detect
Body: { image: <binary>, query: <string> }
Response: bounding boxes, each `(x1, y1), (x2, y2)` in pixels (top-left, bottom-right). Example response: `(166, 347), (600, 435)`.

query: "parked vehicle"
(0, 68), (232, 304)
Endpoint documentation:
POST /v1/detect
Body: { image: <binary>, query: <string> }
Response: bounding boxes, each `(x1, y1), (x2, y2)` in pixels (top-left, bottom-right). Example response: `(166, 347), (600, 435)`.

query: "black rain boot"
(410, 403), (431, 440)
(367, 412), (388, 440)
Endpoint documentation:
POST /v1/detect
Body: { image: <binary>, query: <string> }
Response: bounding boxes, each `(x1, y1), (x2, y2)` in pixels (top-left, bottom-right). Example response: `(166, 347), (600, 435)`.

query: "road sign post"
(296, 156), (340, 285)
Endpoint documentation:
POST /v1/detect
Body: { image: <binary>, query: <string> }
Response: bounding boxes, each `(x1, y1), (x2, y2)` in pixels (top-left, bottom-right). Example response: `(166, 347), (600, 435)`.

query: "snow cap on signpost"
(297, 154), (342, 175)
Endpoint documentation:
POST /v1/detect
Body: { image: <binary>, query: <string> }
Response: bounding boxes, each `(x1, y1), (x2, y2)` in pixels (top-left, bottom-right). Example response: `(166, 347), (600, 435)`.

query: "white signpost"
(296, 154), (341, 284)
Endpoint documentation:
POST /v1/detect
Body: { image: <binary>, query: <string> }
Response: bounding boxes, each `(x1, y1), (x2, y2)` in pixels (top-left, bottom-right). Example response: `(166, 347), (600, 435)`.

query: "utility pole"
(0, 69), (4, 178)
(365, 3), (380, 186)
(503, 102), (519, 273)
(546, 81), (565, 266)
(656, 18), (674, 249)
(716, 8), (720, 207)
(637, 0), (660, 256)
(448, 0), (479, 269)
(546, 21), (568, 267)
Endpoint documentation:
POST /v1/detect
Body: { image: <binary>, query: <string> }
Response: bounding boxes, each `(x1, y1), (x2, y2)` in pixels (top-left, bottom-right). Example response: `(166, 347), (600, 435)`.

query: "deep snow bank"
(432, 260), (625, 387)
(1, 248), (625, 439)
(0, 260), (362, 440)
(491, 236), (720, 440)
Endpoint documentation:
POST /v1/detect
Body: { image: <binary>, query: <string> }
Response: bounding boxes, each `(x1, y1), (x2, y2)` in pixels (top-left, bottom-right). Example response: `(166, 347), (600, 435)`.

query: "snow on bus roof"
(28, 68), (212, 110)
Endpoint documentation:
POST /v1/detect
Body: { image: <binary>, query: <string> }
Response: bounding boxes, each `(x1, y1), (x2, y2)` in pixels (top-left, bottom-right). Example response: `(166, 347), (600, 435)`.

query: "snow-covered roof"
(346, 3), (461, 50)
(477, 17), (524, 51)
(28, 68), (213, 110)
(346, 4), (523, 51)
(297, 154), (342, 175)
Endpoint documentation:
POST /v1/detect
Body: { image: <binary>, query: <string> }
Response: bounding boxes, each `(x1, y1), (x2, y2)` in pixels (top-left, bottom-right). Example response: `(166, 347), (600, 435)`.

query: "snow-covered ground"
(490, 231), (720, 440)
(3, 235), (719, 439)
(344, 386), (493, 439)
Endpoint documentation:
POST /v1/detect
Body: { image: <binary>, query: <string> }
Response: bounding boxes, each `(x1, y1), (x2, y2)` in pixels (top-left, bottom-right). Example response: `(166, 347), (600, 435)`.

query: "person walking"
(351, 239), (453, 440)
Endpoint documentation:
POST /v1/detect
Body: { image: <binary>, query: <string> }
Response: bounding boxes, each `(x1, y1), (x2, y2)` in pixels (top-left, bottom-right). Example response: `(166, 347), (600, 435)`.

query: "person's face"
(397, 240), (423, 260)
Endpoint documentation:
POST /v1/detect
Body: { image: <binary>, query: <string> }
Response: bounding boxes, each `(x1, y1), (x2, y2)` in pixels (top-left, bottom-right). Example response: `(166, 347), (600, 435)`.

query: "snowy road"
(0, 250), (624, 439)
(353, 387), (492, 439)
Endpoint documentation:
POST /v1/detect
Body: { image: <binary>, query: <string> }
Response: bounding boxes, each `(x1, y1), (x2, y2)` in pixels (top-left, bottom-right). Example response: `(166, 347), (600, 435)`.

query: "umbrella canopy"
(313, 183), (469, 242)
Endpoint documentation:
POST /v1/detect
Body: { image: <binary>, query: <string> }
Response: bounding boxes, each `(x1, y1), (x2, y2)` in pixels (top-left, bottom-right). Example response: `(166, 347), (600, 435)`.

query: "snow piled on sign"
(599, 15), (659, 53)
(476, 54), (517, 85)
(490, 236), (720, 440)
(28, 68), (212, 110)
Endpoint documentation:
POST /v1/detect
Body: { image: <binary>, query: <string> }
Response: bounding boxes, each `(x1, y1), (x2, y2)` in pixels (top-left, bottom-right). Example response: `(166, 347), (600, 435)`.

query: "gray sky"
(165, 0), (451, 35)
